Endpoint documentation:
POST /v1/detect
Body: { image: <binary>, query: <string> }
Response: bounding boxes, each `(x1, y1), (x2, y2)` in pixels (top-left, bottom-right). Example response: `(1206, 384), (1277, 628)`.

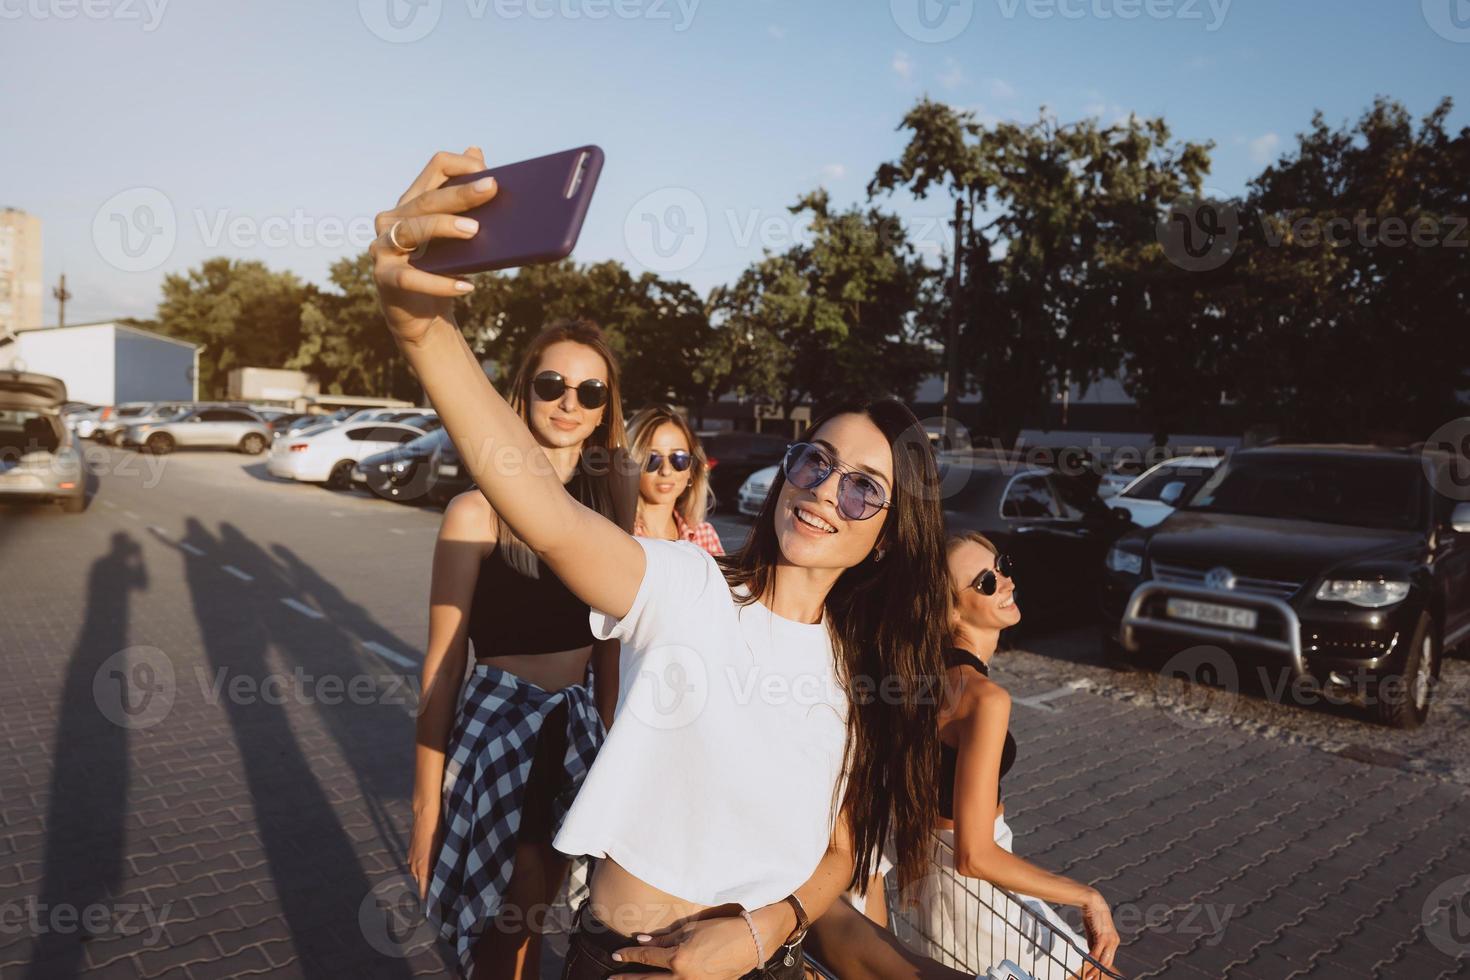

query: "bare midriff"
(586, 856), (742, 937)
(474, 645), (593, 692)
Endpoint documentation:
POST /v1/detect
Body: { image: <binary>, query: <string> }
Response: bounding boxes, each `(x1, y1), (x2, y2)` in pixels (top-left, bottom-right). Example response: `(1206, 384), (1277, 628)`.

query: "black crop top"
(465, 470), (597, 658)
(939, 647), (1017, 820)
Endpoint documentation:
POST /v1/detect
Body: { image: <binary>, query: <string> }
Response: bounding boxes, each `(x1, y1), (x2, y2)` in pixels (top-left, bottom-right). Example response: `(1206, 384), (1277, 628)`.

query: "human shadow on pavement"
(176, 519), (426, 977)
(24, 533), (146, 979)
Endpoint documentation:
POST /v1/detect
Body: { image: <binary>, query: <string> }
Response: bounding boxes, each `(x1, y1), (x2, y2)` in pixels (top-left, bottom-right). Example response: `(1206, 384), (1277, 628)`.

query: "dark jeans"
(561, 900), (807, 980)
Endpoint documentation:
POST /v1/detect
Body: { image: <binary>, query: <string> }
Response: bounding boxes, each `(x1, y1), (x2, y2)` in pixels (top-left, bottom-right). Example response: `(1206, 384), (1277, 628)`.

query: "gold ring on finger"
(388, 219), (414, 254)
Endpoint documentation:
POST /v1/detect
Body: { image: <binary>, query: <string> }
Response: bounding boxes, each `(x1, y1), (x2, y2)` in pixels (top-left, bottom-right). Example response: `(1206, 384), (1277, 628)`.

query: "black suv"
(1101, 445), (1470, 728)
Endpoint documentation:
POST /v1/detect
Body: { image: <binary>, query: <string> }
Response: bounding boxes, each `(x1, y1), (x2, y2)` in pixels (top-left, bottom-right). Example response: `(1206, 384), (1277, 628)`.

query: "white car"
(266, 421), (427, 489)
(1109, 455), (1224, 527)
(1097, 467), (1137, 499)
(737, 464), (779, 517)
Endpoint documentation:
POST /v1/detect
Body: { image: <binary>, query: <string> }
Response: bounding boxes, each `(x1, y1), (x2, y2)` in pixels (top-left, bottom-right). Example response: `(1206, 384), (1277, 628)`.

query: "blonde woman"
(626, 405), (724, 557)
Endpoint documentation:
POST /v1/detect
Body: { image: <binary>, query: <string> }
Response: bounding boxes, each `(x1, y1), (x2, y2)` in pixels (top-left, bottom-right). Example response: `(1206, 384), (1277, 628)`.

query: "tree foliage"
(1225, 96), (1470, 439)
(136, 95), (1463, 444)
(709, 191), (938, 412)
(145, 258), (309, 398)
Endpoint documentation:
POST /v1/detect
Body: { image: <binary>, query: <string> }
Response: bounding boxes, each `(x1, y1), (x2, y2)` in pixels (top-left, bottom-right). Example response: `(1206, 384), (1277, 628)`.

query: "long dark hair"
(496, 317), (629, 576)
(719, 399), (947, 895)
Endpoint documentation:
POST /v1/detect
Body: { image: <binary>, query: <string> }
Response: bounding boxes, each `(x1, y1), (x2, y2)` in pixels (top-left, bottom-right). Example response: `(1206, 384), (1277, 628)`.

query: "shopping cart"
(804, 832), (1124, 980)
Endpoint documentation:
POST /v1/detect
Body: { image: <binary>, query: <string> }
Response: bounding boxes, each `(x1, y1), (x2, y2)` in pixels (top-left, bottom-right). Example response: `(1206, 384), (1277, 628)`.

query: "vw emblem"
(1204, 567), (1237, 591)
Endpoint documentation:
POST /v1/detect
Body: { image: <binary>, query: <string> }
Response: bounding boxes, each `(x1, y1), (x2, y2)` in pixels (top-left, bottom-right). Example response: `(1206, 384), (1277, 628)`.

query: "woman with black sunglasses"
(408, 316), (636, 980)
(887, 531), (1120, 980)
(371, 146), (949, 980)
(626, 404), (724, 557)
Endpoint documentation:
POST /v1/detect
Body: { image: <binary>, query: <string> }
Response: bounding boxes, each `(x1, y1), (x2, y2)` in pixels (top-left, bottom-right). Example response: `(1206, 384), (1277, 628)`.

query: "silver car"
(97, 401), (190, 445)
(87, 401), (157, 442)
(0, 370), (85, 513)
(126, 405), (270, 455)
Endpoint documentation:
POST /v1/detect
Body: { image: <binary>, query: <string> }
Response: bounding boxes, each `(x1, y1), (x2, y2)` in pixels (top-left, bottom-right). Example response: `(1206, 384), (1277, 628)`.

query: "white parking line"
(147, 524), (169, 538)
(101, 500), (117, 509)
(179, 542), (206, 557)
(390, 528), (406, 535)
(122, 510), (139, 520)
(221, 565), (254, 582)
(330, 510), (345, 518)
(280, 597), (324, 620)
(363, 641), (417, 669)
(1013, 680), (1091, 713)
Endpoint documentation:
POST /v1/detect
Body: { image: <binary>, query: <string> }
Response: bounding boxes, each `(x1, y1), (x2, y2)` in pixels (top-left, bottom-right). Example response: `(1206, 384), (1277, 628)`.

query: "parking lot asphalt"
(2, 448), (1469, 979)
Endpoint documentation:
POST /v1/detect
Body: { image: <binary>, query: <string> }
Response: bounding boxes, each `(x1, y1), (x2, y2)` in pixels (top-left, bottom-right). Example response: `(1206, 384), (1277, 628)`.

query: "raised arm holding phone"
(372, 146), (953, 980)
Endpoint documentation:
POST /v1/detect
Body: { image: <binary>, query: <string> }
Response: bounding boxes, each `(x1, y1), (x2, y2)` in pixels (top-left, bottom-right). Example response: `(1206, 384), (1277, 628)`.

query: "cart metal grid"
(805, 832), (1124, 980)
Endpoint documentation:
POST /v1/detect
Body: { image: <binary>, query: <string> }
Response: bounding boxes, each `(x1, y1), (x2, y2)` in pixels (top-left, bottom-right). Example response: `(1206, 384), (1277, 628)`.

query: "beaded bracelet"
(738, 909), (765, 970)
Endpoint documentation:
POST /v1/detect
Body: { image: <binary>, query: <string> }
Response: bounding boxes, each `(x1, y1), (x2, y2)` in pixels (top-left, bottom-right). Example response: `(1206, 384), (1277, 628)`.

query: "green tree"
(1076, 116), (1221, 445)
(1225, 96), (1470, 439)
(874, 101), (1215, 445)
(871, 98), (989, 424)
(456, 260), (717, 410)
(289, 252), (421, 401)
(148, 258), (309, 398)
(709, 191), (938, 414)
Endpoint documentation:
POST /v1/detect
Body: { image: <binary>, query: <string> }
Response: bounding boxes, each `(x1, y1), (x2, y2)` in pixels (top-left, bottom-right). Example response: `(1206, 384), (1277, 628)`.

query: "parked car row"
(65, 399), (445, 460)
(268, 420), (432, 488)
(69, 400), (276, 444)
(731, 439), (1466, 729)
(55, 384), (1461, 730)
(123, 406), (272, 455)
(343, 425), (793, 513)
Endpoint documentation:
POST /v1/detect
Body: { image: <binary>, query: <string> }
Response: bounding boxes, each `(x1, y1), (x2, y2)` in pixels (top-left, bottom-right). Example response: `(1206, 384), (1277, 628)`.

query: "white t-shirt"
(552, 536), (850, 909)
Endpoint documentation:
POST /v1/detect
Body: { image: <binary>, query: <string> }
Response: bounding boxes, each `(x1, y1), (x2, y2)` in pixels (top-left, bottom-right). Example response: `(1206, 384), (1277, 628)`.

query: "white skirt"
(889, 816), (1089, 980)
(841, 847), (895, 913)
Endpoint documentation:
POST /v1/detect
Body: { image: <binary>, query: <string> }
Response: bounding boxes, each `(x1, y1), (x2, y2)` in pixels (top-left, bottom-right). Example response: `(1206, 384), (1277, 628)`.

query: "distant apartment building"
(0, 208), (43, 337)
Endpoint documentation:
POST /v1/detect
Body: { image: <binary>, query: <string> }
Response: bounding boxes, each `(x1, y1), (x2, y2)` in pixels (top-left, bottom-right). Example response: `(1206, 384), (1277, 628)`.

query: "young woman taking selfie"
(408, 318), (634, 979)
(372, 147), (948, 980)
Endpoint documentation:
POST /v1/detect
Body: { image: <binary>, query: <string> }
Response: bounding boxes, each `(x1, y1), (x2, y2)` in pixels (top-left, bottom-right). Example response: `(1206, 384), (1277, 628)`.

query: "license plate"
(437, 464), (459, 477)
(0, 471), (43, 490)
(1166, 598), (1257, 630)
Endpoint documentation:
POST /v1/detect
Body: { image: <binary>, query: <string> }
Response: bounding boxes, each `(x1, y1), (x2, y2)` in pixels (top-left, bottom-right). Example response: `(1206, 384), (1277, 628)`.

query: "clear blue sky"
(3, 0), (1466, 325)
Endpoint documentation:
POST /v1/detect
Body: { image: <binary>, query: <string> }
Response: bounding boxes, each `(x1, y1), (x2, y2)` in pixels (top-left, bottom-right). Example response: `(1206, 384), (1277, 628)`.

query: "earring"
(873, 547), (886, 562)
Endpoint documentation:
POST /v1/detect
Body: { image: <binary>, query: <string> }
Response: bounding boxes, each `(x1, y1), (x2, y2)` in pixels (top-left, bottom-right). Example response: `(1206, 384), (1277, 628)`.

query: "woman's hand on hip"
(371, 147), (496, 346)
(611, 915), (763, 979)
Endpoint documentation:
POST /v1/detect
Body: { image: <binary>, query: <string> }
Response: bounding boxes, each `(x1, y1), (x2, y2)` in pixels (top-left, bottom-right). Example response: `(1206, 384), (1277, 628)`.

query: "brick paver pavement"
(1, 449), (1468, 979)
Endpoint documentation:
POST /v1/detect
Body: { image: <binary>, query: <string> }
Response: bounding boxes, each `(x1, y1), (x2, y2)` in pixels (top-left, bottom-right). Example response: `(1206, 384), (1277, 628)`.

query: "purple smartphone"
(409, 145), (604, 275)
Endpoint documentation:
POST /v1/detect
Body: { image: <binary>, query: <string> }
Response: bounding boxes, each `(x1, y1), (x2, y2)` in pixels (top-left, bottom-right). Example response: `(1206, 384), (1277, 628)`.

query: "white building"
(0, 321), (199, 405)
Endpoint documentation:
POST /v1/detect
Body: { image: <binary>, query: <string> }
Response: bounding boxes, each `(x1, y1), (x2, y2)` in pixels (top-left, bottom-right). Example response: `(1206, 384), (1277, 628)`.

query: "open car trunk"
(0, 371), (68, 412)
(0, 372), (67, 457)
